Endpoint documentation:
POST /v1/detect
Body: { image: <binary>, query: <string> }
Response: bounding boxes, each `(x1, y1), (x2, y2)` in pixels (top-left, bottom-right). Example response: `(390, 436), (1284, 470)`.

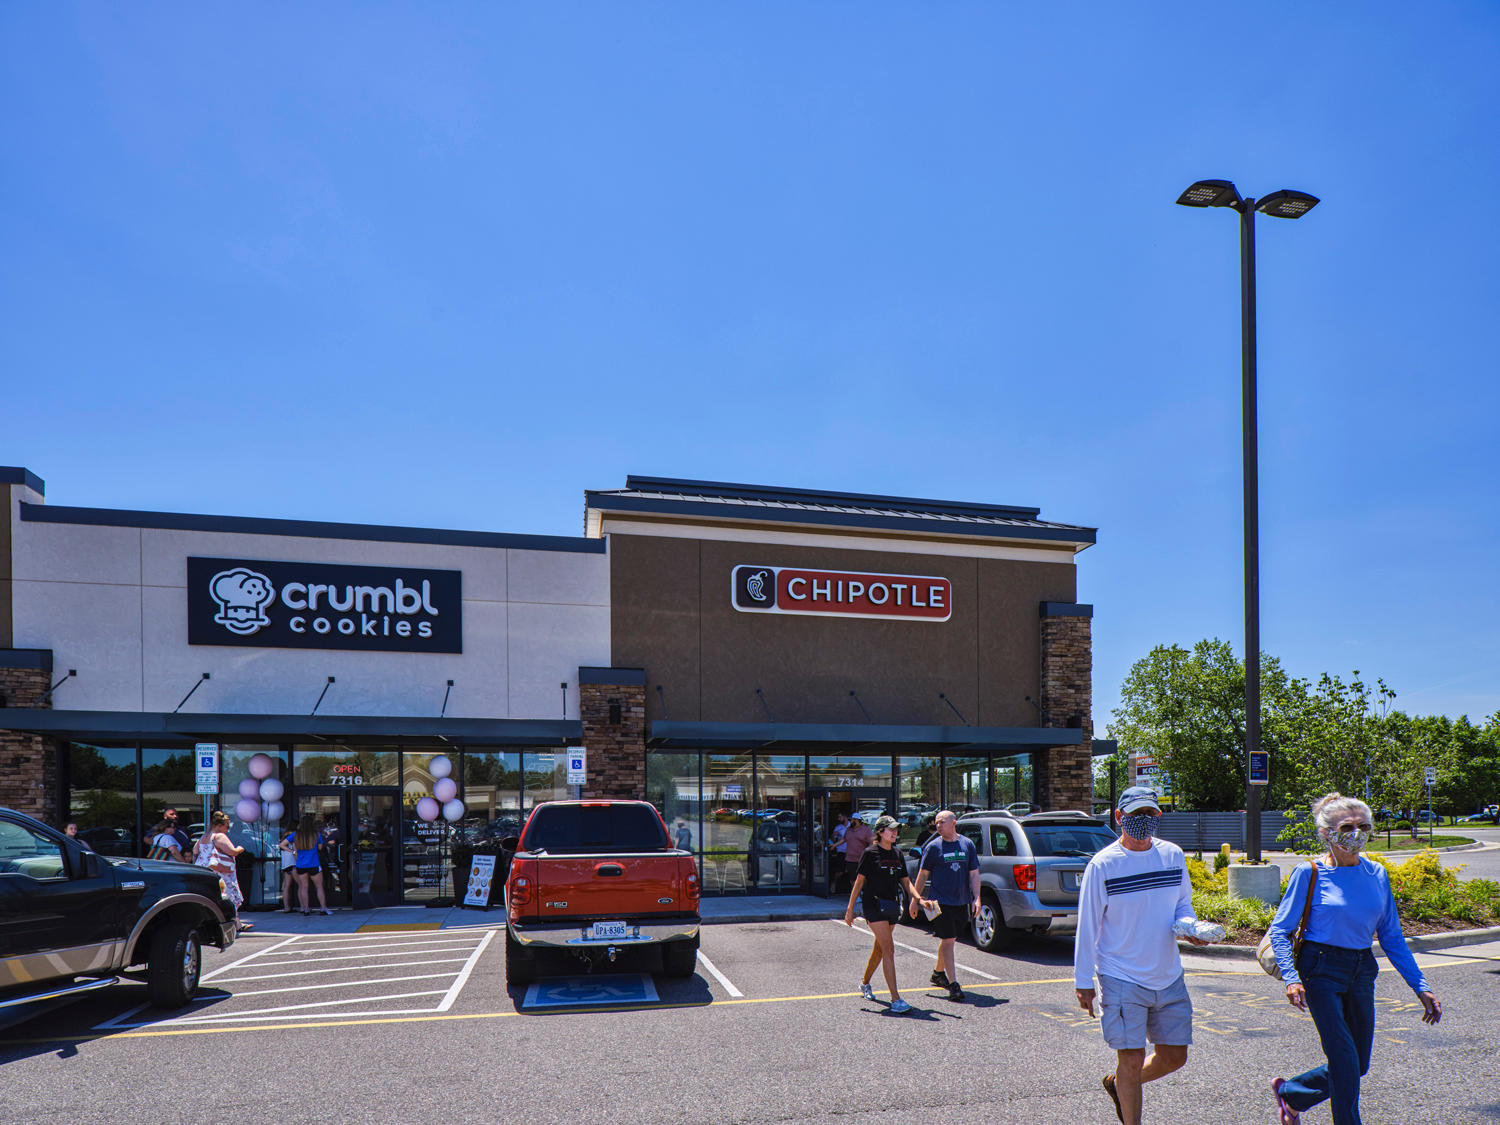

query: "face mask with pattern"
(1327, 827), (1370, 852)
(1121, 812), (1160, 840)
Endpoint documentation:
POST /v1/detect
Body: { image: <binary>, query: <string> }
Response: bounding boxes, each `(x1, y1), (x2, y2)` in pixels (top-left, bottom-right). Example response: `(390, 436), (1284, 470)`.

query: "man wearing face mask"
(1074, 786), (1205, 1125)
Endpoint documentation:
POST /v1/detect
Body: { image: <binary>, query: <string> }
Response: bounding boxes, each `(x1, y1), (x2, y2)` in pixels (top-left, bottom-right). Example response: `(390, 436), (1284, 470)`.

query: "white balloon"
(429, 754), (453, 780)
(433, 777), (458, 803)
(259, 778), (284, 802)
(238, 778), (260, 799)
(416, 797), (440, 822)
(265, 801), (285, 822)
(442, 799), (466, 823)
(235, 798), (261, 823)
(248, 753), (275, 779)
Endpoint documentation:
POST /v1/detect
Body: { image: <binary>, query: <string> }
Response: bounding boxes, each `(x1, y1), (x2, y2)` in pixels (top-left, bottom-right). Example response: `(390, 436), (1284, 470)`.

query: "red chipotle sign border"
(731, 565), (951, 622)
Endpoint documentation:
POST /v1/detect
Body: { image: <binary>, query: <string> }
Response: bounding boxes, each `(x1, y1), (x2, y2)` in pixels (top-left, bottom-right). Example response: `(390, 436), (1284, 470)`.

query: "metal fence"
(1152, 810), (1300, 854)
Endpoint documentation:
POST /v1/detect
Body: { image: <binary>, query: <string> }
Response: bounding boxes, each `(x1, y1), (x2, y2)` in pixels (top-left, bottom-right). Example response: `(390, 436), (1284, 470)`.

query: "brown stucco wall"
(609, 533), (1078, 728)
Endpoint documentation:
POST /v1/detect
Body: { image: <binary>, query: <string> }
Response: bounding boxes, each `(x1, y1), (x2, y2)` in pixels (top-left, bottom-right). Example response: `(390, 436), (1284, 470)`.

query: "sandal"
(1271, 1079), (1299, 1125)
(321, 909), (332, 916)
(237, 920), (255, 932)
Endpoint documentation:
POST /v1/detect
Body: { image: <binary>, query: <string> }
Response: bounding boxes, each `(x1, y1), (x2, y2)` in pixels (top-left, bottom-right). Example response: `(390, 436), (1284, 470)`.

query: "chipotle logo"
(731, 564), (951, 622)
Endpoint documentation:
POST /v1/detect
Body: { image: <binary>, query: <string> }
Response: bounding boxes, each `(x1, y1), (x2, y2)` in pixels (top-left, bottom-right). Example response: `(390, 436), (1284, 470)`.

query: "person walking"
(146, 819), (186, 862)
(1074, 786), (1208, 1125)
(283, 813), (332, 916)
(1266, 792), (1442, 1125)
(827, 811), (849, 893)
(909, 809), (980, 1002)
(843, 814), (936, 1014)
(195, 810), (252, 932)
(842, 812), (874, 892)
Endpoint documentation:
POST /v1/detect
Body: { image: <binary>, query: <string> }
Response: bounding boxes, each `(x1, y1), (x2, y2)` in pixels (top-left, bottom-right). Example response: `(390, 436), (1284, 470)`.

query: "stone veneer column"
(0, 651), (58, 821)
(1036, 604), (1094, 812)
(578, 668), (647, 800)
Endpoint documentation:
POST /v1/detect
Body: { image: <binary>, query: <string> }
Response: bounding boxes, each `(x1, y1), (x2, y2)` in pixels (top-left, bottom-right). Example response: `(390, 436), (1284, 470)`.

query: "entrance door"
(294, 787), (401, 908)
(807, 788), (894, 897)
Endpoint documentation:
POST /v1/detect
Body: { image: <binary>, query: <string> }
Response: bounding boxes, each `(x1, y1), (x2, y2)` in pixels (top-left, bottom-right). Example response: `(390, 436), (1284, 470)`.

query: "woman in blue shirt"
(1266, 793), (1442, 1125)
(281, 813), (332, 916)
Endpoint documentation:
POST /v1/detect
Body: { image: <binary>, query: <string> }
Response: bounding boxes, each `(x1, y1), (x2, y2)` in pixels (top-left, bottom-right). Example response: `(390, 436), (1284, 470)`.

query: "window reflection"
(66, 744), (138, 857)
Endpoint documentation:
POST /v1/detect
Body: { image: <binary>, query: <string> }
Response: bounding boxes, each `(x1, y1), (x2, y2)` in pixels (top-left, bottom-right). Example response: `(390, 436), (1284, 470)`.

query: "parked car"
(903, 809), (1117, 952)
(1, 806), (237, 1021)
(504, 800), (700, 985)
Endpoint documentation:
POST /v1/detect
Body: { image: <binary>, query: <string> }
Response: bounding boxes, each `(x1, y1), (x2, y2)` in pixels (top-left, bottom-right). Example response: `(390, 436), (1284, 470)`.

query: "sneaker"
(1271, 1079), (1300, 1125)
(930, 968), (950, 987)
(859, 982), (875, 1001)
(1102, 1075), (1123, 1124)
(889, 999), (912, 1014)
(948, 982), (964, 1002)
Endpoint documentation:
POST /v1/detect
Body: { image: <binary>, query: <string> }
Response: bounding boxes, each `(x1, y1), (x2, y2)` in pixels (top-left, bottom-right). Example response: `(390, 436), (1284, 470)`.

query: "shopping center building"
(1, 466), (1097, 904)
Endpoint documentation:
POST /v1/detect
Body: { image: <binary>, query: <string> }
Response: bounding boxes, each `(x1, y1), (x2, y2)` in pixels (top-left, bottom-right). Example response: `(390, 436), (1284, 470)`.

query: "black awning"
(0, 708), (581, 747)
(647, 720), (1082, 753)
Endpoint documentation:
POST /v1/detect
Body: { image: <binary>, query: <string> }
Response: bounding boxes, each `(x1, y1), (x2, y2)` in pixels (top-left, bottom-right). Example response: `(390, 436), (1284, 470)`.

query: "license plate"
(588, 921), (629, 940)
(1060, 872), (1079, 891)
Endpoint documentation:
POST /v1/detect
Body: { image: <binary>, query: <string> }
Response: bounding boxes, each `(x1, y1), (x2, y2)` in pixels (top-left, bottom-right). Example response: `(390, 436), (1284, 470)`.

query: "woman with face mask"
(1266, 793), (1442, 1125)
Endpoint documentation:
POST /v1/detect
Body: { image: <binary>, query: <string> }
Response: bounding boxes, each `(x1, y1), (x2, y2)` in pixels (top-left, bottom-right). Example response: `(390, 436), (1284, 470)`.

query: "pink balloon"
(429, 755), (453, 780)
(235, 798), (261, 822)
(433, 778), (458, 803)
(415, 797), (440, 822)
(239, 778), (260, 800)
(248, 753), (275, 779)
(258, 778), (284, 802)
(442, 799), (465, 823)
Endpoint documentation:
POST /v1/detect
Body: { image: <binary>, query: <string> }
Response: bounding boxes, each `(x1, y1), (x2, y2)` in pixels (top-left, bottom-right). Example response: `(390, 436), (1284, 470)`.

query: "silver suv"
(904, 810), (1117, 952)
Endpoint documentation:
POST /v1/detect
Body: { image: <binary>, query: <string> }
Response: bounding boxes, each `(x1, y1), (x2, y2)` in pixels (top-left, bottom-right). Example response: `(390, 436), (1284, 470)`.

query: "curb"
(703, 909), (846, 926)
(1182, 923), (1500, 961)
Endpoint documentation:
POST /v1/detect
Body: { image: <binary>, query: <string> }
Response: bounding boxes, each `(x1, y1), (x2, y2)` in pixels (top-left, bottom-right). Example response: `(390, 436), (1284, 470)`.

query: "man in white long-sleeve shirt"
(1074, 786), (1206, 1125)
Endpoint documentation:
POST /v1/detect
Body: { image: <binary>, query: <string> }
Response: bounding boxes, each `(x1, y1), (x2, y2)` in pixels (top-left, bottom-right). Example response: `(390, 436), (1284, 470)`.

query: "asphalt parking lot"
(4, 919), (1498, 1124)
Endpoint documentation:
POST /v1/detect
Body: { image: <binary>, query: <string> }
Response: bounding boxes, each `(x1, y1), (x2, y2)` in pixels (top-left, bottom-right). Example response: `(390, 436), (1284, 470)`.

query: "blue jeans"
(1280, 941), (1377, 1125)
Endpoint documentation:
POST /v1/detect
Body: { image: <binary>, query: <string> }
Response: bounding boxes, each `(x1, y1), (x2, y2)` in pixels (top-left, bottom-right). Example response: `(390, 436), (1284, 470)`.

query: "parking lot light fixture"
(1255, 190), (1320, 219)
(1175, 179), (1243, 209)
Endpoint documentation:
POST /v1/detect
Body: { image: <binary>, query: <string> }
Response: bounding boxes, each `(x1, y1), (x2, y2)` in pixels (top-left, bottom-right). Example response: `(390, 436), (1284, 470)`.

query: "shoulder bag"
(1257, 861), (1318, 977)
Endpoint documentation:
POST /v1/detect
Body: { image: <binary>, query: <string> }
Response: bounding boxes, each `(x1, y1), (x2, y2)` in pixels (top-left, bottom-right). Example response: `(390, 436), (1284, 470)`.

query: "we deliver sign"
(731, 564), (951, 622)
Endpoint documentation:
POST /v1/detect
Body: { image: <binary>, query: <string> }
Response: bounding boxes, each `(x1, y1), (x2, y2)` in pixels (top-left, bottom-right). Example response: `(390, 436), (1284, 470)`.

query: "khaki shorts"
(1098, 972), (1193, 1049)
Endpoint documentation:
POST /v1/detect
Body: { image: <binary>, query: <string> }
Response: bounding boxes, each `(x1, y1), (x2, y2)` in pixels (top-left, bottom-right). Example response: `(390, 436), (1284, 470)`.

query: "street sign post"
(566, 746), (587, 794)
(1249, 751), (1270, 786)
(195, 742), (220, 829)
(1424, 766), (1437, 843)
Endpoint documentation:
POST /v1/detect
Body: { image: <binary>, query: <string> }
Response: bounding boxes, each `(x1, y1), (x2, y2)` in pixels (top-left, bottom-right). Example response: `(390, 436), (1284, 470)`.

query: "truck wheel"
(972, 891), (1014, 954)
(663, 938), (699, 979)
(146, 922), (202, 1008)
(505, 931), (536, 987)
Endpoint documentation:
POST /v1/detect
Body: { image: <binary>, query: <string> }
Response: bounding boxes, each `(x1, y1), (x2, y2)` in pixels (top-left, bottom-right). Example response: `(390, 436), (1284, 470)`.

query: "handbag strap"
(1291, 861), (1318, 954)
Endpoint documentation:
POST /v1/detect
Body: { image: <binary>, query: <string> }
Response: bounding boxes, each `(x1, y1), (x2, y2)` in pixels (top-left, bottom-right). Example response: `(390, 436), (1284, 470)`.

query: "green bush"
(1193, 890), (1277, 932)
(1212, 850), (1230, 874)
(1186, 856), (1226, 894)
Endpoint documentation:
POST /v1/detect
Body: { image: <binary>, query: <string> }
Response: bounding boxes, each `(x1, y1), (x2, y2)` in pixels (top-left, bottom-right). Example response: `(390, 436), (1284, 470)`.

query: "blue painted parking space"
(521, 975), (660, 1009)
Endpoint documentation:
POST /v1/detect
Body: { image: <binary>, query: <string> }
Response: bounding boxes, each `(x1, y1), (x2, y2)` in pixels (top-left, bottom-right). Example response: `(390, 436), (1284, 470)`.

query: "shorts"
(1098, 972), (1193, 1049)
(295, 865), (320, 876)
(861, 893), (901, 925)
(932, 902), (970, 940)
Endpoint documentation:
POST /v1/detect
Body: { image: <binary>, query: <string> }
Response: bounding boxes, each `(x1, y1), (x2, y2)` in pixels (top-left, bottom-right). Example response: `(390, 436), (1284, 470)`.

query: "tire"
(146, 921), (202, 1008)
(972, 891), (1014, 954)
(662, 937), (699, 978)
(505, 930), (536, 987)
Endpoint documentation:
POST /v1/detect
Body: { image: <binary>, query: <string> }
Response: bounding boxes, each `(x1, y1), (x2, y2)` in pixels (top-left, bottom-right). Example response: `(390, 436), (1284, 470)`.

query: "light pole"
(1176, 179), (1318, 863)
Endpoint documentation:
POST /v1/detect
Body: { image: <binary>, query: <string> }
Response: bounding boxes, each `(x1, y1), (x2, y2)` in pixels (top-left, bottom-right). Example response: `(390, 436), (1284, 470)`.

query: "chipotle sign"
(731, 564), (950, 622)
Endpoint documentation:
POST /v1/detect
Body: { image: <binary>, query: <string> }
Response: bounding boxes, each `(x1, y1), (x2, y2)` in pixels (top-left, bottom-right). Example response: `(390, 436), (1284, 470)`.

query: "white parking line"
(435, 928), (496, 1011)
(695, 951), (743, 997)
(259, 937), (485, 956)
(93, 934), (302, 1031)
(152, 989), (452, 1024)
(837, 919), (1004, 982)
(250, 945), (485, 965)
(219, 972), (461, 999)
(212, 957), (473, 983)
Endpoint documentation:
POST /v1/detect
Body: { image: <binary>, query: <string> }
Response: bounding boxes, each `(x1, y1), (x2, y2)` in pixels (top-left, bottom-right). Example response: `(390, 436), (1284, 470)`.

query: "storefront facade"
(2, 467), (1096, 902)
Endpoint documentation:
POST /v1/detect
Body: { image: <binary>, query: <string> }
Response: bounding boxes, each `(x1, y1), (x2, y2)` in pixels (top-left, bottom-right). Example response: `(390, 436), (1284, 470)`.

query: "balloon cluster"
(414, 754), (465, 824)
(234, 752), (285, 824)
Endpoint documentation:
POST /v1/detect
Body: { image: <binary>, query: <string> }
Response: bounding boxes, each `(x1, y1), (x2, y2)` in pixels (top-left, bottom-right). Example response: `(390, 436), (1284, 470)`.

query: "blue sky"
(4, 4), (1497, 728)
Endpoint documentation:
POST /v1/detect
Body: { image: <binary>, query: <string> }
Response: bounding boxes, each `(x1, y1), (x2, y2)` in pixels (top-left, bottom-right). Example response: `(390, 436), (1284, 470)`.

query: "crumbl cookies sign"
(187, 557), (462, 652)
(731, 564), (951, 622)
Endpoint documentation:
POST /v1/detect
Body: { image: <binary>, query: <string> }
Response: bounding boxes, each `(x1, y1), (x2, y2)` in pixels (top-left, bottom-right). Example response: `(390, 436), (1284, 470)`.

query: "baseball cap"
(1117, 786), (1162, 815)
(872, 815), (899, 835)
(847, 811), (864, 822)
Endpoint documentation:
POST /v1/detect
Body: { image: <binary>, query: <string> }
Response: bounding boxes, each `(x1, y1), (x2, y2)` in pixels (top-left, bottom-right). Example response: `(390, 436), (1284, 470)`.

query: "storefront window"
(807, 755), (892, 789)
(944, 756), (989, 814)
(141, 747), (196, 846)
(703, 753), (753, 894)
(291, 745), (399, 788)
(65, 743), (138, 857)
(523, 750), (569, 807)
(646, 752), (701, 854)
(462, 749), (522, 842)
(217, 746), (289, 908)
(897, 756), (942, 847)
(401, 751), (450, 903)
(989, 753), (1033, 812)
(752, 755), (804, 892)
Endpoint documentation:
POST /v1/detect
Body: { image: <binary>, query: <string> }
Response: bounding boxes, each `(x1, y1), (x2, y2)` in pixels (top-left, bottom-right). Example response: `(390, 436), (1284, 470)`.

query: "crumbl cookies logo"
(188, 557), (462, 653)
(209, 568), (276, 635)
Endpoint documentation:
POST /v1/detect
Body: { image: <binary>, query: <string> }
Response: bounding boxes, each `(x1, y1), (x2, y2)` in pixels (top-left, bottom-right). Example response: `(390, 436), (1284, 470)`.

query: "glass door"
(294, 789), (351, 908)
(294, 787), (401, 908)
(807, 788), (893, 896)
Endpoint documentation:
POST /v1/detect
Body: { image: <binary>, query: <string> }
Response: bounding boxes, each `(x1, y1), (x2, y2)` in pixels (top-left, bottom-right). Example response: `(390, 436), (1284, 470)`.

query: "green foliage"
(1192, 891), (1277, 932)
(1212, 850), (1230, 874)
(1186, 856), (1226, 894)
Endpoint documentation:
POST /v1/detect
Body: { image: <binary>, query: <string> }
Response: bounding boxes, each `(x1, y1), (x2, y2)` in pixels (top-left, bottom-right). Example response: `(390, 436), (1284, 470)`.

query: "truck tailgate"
(534, 854), (689, 919)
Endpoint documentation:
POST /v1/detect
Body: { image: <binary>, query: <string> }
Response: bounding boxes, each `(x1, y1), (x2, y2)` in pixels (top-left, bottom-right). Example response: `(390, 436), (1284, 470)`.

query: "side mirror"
(82, 850), (102, 878)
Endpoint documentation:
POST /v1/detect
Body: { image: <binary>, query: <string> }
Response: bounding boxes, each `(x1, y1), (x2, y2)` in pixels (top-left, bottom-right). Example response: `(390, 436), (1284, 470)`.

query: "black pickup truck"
(0, 806), (238, 1019)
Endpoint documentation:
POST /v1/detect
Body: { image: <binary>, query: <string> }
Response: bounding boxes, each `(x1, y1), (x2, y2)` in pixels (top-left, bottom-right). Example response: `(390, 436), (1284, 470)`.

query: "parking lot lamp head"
(1255, 189), (1320, 219)
(1175, 179), (1243, 210)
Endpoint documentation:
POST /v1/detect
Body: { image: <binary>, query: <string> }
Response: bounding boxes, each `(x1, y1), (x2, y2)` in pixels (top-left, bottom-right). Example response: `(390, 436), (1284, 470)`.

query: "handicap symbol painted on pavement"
(523, 974), (660, 1009)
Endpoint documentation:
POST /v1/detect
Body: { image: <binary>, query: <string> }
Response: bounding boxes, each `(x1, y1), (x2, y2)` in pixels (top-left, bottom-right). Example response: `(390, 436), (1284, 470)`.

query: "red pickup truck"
(504, 800), (700, 985)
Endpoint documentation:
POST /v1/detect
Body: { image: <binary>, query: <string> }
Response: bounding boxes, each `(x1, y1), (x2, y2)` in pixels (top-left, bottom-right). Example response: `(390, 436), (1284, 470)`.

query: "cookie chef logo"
(209, 568), (276, 635)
